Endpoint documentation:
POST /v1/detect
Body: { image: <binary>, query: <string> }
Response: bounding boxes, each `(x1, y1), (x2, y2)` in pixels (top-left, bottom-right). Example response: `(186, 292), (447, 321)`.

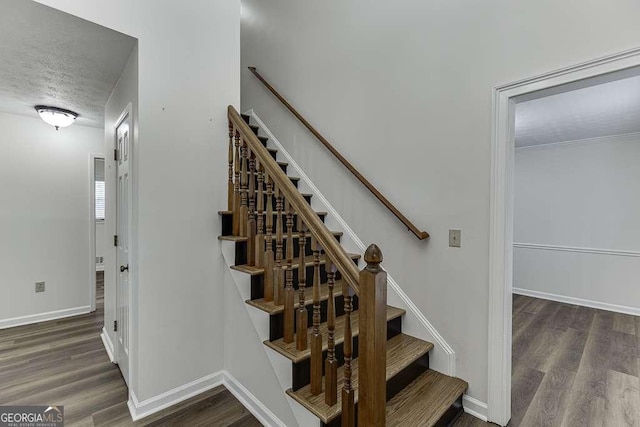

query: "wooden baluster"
(342, 282), (355, 427)
(296, 220), (308, 351)
(233, 129), (241, 235)
(283, 201), (295, 343)
(247, 151), (257, 265)
(263, 174), (274, 302)
(255, 162), (265, 268)
(358, 244), (387, 426)
(228, 122), (234, 211)
(239, 138), (248, 237)
(274, 188), (284, 306)
(310, 236), (322, 395)
(324, 258), (337, 406)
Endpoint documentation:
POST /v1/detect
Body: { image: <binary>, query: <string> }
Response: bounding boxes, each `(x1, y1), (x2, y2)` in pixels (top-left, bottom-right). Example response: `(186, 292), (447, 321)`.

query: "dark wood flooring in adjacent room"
(511, 294), (640, 426)
(0, 272), (260, 426)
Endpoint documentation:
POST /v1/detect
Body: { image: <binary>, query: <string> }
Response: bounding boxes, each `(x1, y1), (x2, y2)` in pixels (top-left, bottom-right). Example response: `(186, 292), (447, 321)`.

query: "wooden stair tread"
(265, 306), (405, 363)
(246, 280), (344, 314)
(286, 333), (434, 423)
(230, 253), (361, 276)
(386, 370), (468, 426)
(218, 231), (343, 243)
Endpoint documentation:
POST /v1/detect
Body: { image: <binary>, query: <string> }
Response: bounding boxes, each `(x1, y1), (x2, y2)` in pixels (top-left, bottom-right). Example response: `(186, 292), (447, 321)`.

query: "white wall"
(35, 0), (240, 404)
(240, 0), (640, 409)
(0, 112), (103, 324)
(514, 133), (640, 311)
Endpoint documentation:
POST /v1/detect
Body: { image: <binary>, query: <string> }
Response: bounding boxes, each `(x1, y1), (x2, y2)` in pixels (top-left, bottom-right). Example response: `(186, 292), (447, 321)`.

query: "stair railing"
(248, 66), (429, 241)
(228, 105), (388, 426)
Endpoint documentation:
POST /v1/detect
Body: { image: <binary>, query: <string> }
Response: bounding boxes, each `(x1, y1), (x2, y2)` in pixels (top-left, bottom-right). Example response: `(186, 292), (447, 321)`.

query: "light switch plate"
(449, 230), (461, 248)
(35, 281), (45, 293)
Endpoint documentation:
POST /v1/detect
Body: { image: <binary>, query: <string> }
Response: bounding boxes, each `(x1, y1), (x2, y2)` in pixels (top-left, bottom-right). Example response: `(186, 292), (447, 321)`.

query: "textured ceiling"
(0, 0), (136, 128)
(515, 74), (640, 148)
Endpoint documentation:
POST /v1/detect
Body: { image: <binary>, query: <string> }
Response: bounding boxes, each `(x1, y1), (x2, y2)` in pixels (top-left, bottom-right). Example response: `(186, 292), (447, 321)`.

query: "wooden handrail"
(228, 106), (361, 294)
(248, 66), (430, 240)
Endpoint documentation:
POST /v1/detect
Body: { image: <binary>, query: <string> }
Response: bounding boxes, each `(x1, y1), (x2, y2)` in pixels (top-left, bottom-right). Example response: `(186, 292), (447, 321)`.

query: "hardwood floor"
(5, 278), (635, 426)
(0, 272), (260, 426)
(511, 294), (640, 426)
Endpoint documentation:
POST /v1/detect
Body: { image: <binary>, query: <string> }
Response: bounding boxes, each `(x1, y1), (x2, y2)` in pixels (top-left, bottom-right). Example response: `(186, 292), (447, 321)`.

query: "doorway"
(488, 48), (640, 425)
(90, 155), (106, 313)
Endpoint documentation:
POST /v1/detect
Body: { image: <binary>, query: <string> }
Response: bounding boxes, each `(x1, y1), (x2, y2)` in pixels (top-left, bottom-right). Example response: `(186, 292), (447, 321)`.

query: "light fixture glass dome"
(35, 106), (79, 130)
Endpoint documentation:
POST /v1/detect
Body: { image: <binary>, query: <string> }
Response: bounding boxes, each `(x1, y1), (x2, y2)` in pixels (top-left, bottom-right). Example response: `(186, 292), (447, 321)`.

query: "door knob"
(120, 264), (129, 272)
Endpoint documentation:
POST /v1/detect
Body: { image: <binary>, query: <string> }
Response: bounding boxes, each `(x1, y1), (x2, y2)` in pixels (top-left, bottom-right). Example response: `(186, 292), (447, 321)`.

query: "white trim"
(488, 46), (640, 426)
(513, 288), (640, 317)
(516, 130), (640, 151)
(248, 109), (457, 375)
(514, 243), (640, 258)
(223, 372), (287, 427)
(96, 265), (105, 272)
(126, 371), (286, 426)
(463, 395), (488, 422)
(127, 371), (225, 421)
(101, 327), (116, 363)
(0, 306), (91, 329)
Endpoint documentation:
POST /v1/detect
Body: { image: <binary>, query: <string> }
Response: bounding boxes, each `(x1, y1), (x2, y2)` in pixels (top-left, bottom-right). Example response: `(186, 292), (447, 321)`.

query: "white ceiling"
(515, 74), (640, 147)
(0, 0), (136, 128)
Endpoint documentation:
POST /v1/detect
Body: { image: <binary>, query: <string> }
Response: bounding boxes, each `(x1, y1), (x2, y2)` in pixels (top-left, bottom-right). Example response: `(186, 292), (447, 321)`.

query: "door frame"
(487, 46), (640, 425)
(113, 102), (134, 385)
(89, 154), (105, 313)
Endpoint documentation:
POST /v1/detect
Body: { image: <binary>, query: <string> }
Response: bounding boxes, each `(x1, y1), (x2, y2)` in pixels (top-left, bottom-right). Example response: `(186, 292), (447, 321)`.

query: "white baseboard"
(100, 327), (115, 363)
(463, 395), (488, 422)
(249, 109), (456, 376)
(223, 372), (287, 427)
(513, 287), (640, 316)
(127, 370), (286, 426)
(128, 371), (225, 421)
(0, 306), (92, 330)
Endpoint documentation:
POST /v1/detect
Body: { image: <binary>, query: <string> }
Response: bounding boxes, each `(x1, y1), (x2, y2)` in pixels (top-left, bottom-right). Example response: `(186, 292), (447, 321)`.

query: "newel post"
(358, 244), (387, 426)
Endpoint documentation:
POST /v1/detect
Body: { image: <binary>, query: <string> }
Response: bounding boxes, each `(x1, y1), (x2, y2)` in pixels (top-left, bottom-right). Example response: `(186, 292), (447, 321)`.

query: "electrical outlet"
(35, 281), (45, 293)
(449, 230), (461, 248)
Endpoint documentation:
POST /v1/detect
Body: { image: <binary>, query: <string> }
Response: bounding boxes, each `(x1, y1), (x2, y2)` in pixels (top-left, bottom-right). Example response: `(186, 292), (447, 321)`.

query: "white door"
(115, 110), (131, 385)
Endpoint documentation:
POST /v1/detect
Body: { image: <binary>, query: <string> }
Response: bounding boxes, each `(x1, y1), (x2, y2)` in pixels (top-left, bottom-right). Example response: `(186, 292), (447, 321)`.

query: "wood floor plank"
(608, 330), (638, 377)
(604, 370), (640, 426)
(569, 306), (596, 331)
(510, 366), (545, 426)
(613, 313), (637, 336)
(519, 367), (576, 427)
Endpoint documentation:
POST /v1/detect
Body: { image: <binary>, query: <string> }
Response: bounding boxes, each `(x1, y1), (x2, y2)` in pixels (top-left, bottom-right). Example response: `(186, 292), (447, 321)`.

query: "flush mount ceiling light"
(34, 105), (79, 130)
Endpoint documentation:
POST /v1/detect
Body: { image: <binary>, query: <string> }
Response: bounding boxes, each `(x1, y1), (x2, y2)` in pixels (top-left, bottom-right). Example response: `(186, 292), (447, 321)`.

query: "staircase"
(219, 106), (469, 426)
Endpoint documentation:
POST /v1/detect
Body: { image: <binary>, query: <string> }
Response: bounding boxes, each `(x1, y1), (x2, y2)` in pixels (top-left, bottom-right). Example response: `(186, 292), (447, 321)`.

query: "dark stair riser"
(229, 229), (335, 266)
(435, 396), (465, 427)
(219, 211), (327, 241)
(259, 192), (312, 210)
(292, 316), (402, 392)
(269, 295), (360, 341)
(250, 263), (351, 301)
(250, 175), (299, 190)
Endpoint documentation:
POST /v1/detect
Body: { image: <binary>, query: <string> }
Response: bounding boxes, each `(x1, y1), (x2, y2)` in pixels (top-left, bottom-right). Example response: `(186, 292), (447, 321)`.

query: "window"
(95, 181), (105, 220)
